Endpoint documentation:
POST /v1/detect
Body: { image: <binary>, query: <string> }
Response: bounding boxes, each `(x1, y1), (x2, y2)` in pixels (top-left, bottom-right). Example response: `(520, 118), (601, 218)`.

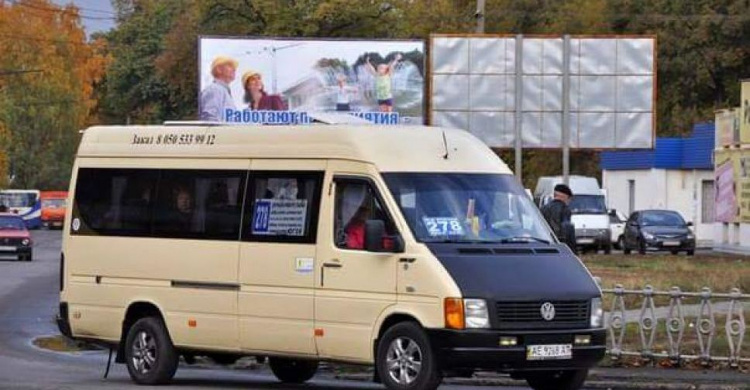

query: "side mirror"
(631, 222), (639, 228)
(686, 222), (693, 227)
(365, 220), (386, 252)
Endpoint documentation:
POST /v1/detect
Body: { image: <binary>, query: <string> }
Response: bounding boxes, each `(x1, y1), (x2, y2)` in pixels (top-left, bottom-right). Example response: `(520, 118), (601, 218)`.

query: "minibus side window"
(152, 170), (246, 240)
(73, 168), (158, 236)
(333, 179), (398, 251)
(242, 172), (323, 244)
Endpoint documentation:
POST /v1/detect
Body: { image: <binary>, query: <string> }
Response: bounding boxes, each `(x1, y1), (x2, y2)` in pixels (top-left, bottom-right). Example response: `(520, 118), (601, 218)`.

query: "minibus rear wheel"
(376, 322), (441, 390)
(268, 357), (318, 383)
(124, 316), (178, 385)
(525, 369), (588, 390)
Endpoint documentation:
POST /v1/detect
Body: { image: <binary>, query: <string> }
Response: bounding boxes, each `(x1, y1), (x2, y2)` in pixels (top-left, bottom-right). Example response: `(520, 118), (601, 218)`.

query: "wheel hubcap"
(386, 337), (423, 385)
(131, 330), (157, 375)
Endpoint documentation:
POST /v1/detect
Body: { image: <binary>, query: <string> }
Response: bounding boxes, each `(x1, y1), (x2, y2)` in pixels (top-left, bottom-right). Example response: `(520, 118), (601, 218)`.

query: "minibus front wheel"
(525, 369), (588, 390)
(124, 316), (178, 385)
(376, 322), (441, 390)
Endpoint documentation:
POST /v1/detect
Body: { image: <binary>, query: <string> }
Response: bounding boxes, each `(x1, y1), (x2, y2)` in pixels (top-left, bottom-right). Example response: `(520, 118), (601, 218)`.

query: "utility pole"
(475, 0), (486, 33)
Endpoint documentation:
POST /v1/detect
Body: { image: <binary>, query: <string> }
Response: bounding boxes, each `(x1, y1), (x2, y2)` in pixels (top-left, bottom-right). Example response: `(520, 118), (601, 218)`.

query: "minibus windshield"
(569, 195), (607, 215)
(384, 173), (554, 244)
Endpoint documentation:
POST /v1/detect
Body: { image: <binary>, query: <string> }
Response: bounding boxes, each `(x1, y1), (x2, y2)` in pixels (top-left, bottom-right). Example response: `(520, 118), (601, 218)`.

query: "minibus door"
(314, 172), (399, 361)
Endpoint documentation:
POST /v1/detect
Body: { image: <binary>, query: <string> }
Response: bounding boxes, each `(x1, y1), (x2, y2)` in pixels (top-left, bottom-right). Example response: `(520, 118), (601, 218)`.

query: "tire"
(124, 316), (178, 385)
(604, 244), (612, 255)
(268, 357), (318, 383)
(526, 369), (589, 390)
(687, 250), (695, 256)
(26, 251), (32, 261)
(623, 239), (631, 255)
(376, 322), (441, 390)
(615, 236), (624, 250)
(670, 250), (679, 255)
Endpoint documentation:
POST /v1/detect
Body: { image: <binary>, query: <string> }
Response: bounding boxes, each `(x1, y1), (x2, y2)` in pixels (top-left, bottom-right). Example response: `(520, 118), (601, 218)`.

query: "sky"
(52, 0), (116, 36)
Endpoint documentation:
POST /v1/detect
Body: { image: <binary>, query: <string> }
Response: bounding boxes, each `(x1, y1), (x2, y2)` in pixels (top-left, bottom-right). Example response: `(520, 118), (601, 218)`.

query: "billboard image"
(714, 150), (738, 223)
(741, 80), (750, 144)
(199, 37), (425, 125)
(715, 108), (740, 147)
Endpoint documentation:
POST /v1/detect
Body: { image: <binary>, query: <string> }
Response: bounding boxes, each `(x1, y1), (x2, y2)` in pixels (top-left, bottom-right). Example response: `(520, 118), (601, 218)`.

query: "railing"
(602, 285), (748, 367)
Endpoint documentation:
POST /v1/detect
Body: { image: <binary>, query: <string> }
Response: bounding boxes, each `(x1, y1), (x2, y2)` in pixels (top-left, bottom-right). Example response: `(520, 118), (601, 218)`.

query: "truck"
(534, 176), (612, 254)
(40, 191), (68, 229)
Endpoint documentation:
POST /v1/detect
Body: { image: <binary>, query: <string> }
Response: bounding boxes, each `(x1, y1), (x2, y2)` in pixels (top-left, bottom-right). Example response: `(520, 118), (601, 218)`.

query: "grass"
(582, 252), (750, 293)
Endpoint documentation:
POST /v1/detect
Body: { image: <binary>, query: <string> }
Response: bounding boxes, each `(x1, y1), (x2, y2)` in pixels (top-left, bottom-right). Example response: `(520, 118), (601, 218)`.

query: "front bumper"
(426, 328), (606, 372)
(643, 238), (695, 251)
(575, 235), (610, 248)
(0, 245), (31, 255)
(56, 302), (73, 338)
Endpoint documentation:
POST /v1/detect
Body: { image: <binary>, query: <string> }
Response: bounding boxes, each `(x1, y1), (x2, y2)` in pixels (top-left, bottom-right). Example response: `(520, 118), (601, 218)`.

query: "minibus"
(57, 124), (604, 390)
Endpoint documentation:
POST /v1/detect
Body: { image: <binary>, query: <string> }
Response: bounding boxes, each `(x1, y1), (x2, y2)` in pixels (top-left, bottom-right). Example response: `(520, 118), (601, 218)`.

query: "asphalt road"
(0, 230), (577, 390)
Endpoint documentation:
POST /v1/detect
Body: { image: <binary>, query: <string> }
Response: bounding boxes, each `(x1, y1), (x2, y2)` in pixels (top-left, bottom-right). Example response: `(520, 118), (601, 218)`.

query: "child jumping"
(365, 53), (402, 113)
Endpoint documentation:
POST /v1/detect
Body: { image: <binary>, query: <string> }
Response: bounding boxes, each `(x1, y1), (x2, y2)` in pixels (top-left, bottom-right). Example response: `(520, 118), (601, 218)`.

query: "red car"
(0, 213), (32, 261)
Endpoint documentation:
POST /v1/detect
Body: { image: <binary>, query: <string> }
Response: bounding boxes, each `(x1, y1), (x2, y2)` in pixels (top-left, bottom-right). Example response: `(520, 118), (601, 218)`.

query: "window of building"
(333, 178), (398, 251)
(243, 172), (323, 244)
(702, 179), (715, 224)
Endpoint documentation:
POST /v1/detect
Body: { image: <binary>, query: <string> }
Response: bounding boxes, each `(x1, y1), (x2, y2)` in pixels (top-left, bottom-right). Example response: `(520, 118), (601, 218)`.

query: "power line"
(9, 0), (117, 21)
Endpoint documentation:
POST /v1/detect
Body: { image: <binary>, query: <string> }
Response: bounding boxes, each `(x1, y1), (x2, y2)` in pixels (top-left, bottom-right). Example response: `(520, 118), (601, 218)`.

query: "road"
(0, 230), (583, 390)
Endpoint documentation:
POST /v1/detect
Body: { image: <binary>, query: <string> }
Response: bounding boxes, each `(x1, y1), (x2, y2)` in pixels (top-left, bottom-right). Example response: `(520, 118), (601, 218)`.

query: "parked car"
(0, 213), (33, 261)
(622, 210), (695, 256)
(608, 209), (628, 249)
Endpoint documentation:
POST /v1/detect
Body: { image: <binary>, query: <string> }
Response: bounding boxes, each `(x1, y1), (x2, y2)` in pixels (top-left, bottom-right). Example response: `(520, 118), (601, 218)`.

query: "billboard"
(741, 80), (750, 144)
(715, 149), (738, 223)
(430, 35), (656, 149)
(715, 108), (740, 147)
(198, 37), (425, 125)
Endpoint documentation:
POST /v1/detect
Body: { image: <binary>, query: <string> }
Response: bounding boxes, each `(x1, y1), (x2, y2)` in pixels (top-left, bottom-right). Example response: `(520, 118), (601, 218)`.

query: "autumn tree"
(0, 0), (107, 189)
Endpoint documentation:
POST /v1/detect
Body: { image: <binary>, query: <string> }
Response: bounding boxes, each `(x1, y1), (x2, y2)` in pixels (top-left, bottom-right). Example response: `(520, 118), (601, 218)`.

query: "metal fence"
(602, 285), (748, 367)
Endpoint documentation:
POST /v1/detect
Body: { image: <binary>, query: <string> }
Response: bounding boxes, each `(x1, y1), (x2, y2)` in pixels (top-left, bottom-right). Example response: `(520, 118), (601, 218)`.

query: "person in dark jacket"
(541, 184), (577, 253)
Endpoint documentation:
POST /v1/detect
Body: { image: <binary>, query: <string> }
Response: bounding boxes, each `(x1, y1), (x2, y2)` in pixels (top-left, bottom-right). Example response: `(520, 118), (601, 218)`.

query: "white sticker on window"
(252, 199), (308, 236)
(72, 218), (81, 232)
(422, 217), (464, 236)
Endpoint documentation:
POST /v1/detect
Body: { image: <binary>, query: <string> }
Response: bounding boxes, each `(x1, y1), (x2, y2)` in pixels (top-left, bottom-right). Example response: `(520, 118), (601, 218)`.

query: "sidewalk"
(332, 366), (750, 389)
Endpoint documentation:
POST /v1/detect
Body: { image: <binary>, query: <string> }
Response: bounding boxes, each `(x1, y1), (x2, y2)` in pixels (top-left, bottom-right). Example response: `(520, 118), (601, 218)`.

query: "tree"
(0, 0), (106, 189)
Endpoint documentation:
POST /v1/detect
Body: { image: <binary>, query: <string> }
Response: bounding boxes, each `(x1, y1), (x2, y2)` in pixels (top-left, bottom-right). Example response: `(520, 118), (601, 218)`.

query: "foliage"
(0, 0), (106, 189)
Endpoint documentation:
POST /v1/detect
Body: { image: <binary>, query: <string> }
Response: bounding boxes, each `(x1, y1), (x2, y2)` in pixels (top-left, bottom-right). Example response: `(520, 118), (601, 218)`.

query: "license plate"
(663, 240), (680, 247)
(577, 238), (594, 244)
(527, 344), (572, 361)
(52, 222), (63, 227)
(0, 246), (16, 251)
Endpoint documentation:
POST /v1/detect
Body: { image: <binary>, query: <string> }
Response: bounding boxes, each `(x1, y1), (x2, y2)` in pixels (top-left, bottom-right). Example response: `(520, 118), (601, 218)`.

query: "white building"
(599, 123), (715, 245)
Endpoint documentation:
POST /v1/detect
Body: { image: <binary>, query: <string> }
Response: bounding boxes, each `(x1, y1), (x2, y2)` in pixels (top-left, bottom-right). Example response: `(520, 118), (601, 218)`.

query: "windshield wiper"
(498, 236), (550, 244)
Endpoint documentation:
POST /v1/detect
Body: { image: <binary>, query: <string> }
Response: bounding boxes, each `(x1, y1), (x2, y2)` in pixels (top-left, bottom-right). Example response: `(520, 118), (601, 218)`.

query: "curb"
(333, 371), (750, 390)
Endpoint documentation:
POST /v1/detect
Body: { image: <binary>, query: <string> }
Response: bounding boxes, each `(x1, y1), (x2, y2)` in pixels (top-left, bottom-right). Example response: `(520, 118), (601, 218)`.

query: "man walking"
(199, 56), (238, 122)
(541, 184), (576, 253)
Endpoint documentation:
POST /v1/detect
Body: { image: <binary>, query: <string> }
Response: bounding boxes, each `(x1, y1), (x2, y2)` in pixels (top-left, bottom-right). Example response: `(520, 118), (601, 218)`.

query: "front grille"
(576, 229), (600, 238)
(495, 300), (590, 329)
(0, 237), (22, 246)
(655, 234), (683, 239)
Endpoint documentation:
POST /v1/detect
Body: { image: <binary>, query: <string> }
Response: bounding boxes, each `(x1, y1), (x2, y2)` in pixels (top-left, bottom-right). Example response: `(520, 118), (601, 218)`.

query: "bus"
(0, 189), (42, 229)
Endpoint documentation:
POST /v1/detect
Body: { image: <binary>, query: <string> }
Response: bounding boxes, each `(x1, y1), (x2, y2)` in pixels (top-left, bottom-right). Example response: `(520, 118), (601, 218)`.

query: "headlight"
(643, 232), (654, 240)
(21, 239), (30, 246)
(590, 297), (603, 328)
(687, 233), (695, 240)
(601, 229), (611, 237)
(464, 299), (490, 329)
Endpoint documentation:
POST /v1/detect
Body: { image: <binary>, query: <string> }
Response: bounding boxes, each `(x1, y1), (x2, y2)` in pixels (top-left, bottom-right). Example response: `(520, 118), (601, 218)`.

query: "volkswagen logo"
(540, 302), (556, 321)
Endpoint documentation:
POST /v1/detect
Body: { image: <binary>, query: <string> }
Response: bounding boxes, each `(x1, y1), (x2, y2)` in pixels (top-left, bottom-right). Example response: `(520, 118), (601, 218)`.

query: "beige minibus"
(58, 124), (604, 390)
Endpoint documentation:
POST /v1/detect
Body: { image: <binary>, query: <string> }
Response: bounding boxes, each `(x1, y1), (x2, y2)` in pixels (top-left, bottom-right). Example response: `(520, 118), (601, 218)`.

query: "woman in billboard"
(242, 70), (287, 111)
(365, 53), (401, 113)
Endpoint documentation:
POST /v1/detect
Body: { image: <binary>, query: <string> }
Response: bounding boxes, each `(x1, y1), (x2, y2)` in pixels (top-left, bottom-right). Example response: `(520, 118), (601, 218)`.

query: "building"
(599, 123), (715, 244)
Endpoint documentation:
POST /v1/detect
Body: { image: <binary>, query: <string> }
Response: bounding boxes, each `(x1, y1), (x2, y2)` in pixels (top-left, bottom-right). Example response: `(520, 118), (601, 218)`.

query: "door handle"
(321, 262), (342, 287)
(399, 258), (416, 263)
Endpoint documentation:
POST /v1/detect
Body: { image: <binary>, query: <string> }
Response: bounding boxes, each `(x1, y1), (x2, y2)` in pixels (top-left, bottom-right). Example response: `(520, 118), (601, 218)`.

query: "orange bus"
(41, 191), (68, 229)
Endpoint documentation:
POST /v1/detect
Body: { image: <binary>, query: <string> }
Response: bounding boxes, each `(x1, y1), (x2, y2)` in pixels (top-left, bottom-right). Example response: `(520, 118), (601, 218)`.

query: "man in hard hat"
(199, 56), (238, 121)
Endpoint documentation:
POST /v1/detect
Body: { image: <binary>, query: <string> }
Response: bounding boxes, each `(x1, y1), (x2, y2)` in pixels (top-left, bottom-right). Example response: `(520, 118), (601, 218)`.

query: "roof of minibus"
(77, 125), (513, 174)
